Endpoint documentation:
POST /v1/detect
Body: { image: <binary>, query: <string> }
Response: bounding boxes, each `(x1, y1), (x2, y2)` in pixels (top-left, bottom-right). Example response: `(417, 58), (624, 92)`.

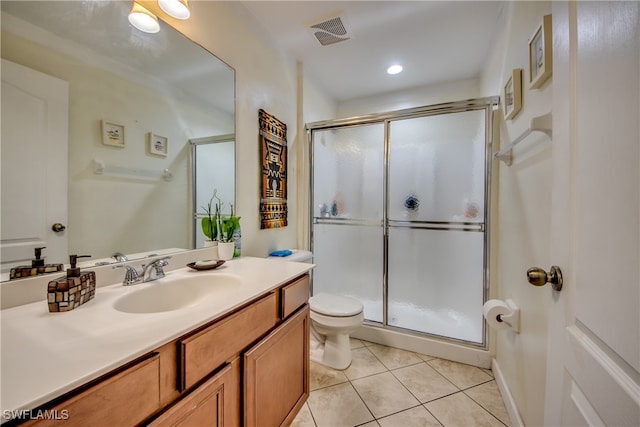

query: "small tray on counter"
(186, 260), (225, 271)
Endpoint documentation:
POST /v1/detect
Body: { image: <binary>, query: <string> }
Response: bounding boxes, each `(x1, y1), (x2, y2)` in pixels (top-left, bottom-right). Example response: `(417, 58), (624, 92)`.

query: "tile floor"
(292, 339), (510, 427)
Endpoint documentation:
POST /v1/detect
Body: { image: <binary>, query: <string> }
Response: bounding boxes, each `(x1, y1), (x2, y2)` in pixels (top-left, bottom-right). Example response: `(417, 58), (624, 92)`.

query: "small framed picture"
(148, 132), (168, 156)
(528, 14), (553, 89)
(101, 120), (125, 147)
(503, 68), (522, 120)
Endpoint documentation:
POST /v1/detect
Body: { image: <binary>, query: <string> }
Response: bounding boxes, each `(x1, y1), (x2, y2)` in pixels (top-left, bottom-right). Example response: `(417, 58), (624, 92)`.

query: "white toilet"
(266, 250), (364, 370)
(308, 293), (364, 370)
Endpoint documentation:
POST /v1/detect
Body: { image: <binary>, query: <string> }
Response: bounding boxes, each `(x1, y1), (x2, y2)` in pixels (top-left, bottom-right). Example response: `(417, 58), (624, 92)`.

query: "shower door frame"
(307, 96), (499, 349)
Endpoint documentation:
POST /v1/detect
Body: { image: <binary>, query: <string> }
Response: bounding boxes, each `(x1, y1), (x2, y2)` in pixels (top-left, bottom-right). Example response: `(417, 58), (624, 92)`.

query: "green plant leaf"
(201, 217), (217, 240)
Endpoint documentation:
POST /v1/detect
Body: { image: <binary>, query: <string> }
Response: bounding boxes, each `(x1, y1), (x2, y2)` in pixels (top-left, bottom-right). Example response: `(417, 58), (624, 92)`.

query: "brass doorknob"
(527, 265), (563, 291)
(51, 223), (66, 232)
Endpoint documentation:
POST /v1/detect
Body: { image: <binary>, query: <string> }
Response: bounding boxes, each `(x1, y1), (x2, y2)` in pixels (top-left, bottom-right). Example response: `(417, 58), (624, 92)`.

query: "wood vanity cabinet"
(244, 304), (310, 427)
(20, 273), (310, 427)
(150, 358), (241, 427)
(22, 353), (162, 427)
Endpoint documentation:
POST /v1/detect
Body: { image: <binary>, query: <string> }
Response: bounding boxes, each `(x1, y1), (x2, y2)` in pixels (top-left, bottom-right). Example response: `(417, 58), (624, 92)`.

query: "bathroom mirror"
(0, 1), (235, 280)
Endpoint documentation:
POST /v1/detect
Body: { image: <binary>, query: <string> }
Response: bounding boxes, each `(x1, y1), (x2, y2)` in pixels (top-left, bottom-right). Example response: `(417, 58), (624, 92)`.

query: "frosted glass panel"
(193, 139), (235, 248)
(388, 111), (485, 222)
(312, 224), (383, 323)
(312, 124), (384, 220)
(387, 228), (484, 343)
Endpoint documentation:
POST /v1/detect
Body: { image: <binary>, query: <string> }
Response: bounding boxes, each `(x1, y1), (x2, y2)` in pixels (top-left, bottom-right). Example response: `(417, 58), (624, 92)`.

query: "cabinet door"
(150, 358), (240, 427)
(244, 305), (310, 427)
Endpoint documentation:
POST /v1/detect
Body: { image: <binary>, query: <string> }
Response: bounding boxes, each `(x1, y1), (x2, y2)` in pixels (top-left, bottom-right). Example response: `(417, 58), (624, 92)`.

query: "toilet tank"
(267, 250), (313, 263)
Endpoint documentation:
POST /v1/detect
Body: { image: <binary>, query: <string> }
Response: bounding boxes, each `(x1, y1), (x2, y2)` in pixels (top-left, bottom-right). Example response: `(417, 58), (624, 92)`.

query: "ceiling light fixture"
(387, 64), (403, 75)
(128, 2), (160, 33)
(158, 0), (191, 20)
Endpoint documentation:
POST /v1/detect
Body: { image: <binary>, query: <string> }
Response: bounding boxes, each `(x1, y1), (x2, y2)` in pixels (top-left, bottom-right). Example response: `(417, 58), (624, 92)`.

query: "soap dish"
(187, 260), (225, 271)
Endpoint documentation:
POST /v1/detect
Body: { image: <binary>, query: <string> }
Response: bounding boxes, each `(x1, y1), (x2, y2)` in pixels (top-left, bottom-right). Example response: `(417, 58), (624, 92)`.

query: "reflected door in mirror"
(1, 59), (68, 274)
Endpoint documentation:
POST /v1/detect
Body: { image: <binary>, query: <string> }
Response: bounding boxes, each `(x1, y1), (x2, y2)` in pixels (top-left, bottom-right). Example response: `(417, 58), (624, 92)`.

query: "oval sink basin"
(113, 273), (241, 314)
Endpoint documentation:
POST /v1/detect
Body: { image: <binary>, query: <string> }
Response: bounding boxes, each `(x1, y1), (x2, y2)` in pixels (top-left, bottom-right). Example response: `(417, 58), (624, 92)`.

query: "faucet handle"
(113, 264), (141, 286)
(152, 256), (171, 277)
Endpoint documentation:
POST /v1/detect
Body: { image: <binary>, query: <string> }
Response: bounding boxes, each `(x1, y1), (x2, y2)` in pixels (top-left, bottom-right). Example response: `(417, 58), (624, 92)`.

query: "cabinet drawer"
(25, 353), (160, 427)
(179, 292), (277, 391)
(281, 275), (310, 319)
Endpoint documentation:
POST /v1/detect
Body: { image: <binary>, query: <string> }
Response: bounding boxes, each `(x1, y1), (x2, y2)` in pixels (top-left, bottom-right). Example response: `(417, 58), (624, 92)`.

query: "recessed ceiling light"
(387, 64), (403, 75)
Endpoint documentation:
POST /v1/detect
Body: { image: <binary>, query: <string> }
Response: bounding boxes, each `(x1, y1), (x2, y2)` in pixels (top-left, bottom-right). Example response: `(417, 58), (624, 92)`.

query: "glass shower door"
(387, 110), (487, 343)
(311, 124), (385, 323)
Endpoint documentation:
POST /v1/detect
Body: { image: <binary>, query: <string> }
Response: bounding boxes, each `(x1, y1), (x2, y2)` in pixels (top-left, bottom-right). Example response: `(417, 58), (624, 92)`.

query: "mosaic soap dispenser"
(47, 255), (96, 312)
(9, 247), (64, 280)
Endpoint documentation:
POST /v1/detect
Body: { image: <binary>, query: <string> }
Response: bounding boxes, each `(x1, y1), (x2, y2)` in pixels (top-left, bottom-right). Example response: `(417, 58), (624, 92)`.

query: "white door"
(1, 59), (69, 272)
(545, 3), (639, 425)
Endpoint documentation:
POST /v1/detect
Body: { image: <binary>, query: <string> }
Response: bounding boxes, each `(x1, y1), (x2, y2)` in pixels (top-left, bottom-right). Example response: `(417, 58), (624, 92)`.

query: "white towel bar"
(495, 112), (552, 166)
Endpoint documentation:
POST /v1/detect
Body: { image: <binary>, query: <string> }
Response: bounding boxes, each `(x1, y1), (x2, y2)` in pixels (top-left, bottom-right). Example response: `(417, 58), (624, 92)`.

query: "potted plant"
(217, 204), (241, 260)
(201, 190), (222, 248)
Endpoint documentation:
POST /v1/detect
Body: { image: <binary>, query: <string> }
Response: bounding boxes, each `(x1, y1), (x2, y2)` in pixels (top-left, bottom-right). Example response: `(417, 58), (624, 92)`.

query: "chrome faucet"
(114, 264), (142, 286)
(112, 252), (128, 262)
(141, 257), (171, 282)
(113, 256), (171, 286)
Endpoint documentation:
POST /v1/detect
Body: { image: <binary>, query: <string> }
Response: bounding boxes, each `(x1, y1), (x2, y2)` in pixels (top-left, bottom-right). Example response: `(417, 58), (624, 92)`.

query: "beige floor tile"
(425, 392), (504, 427)
(392, 362), (459, 403)
(291, 402), (316, 427)
(416, 352), (437, 362)
(427, 358), (493, 389)
(377, 405), (441, 427)
(350, 337), (366, 349)
(367, 343), (423, 370)
(465, 381), (511, 426)
(358, 422), (380, 427)
(351, 372), (420, 419)
(310, 361), (349, 391)
(307, 382), (374, 427)
(482, 368), (494, 378)
(343, 347), (388, 380)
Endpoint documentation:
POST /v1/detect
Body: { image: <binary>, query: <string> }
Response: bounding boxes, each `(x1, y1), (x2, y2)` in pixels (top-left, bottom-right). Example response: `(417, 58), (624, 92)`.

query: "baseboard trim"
(492, 358), (525, 427)
(352, 324), (492, 369)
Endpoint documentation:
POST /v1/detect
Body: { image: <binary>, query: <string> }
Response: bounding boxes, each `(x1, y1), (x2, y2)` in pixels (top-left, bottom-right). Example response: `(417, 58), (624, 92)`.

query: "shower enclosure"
(308, 98), (497, 347)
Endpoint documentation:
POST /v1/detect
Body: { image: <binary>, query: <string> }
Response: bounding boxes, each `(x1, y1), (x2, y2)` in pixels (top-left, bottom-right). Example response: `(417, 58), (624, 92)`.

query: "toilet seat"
(310, 293), (363, 317)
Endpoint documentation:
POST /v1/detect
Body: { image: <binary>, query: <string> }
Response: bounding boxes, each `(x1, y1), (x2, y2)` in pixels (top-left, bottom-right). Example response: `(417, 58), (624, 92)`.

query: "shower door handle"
(527, 265), (563, 291)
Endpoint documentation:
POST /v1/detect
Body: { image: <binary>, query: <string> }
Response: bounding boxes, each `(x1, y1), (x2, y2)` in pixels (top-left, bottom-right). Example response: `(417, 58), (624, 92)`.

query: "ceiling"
(239, 1), (505, 102)
(1, 1), (235, 114)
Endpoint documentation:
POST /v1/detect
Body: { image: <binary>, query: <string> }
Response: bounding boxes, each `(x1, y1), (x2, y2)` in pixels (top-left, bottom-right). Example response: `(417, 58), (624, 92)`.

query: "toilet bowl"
(309, 293), (364, 370)
(266, 250), (364, 370)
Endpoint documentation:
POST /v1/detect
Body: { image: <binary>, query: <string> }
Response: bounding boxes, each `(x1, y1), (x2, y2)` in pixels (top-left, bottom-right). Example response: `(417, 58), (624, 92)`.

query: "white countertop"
(0, 257), (313, 419)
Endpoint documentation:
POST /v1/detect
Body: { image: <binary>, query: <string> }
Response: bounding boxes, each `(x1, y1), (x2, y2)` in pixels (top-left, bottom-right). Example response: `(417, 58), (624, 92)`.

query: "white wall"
(165, 2), (336, 257)
(337, 77), (481, 118)
(480, 2), (553, 426)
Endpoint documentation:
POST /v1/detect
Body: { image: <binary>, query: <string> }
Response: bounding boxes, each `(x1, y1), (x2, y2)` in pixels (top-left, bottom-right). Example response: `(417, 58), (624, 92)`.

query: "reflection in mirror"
(191, 135), (236, 248)
(0, 1), (235, 280)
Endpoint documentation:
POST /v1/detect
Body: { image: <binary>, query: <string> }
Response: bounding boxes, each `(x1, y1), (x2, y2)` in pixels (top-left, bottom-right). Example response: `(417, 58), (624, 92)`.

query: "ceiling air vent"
(308, 15), (351, 46)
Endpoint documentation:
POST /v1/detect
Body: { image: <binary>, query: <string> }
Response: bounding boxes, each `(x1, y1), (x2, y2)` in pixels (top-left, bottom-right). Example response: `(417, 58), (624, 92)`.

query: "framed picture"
(528, 14), (552, 89)
(148, 132), (168, 156)
(503, 68), (522, 120)
(101, 120), (125, 147)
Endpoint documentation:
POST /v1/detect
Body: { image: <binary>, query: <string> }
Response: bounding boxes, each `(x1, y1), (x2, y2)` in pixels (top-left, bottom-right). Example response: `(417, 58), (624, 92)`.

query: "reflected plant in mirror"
(201, 190), (222, 245)
(0, 1), (235, 280)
